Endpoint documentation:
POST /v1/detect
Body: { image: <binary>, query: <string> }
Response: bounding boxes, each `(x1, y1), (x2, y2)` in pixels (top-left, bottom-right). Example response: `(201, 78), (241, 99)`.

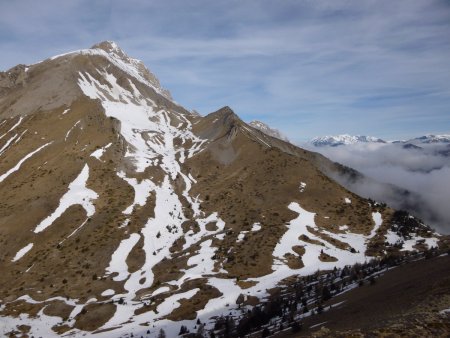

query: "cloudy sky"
(1, 0), (449, 142)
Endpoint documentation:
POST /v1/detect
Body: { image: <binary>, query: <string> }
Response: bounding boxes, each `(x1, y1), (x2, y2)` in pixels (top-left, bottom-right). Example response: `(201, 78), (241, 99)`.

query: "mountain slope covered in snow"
(0, 42), (445, 338)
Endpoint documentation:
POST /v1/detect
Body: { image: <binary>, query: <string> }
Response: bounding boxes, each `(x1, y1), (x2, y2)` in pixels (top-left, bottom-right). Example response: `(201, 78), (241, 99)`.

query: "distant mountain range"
(310, 134), (386, 147)
(394, 134), (450, 145)
(309, 134), (450, 147)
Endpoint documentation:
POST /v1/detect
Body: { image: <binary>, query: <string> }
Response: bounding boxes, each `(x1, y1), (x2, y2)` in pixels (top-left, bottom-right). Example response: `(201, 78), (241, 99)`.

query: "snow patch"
(370, 212), (382, 237)
(11, 243), (34, 262)
(300, 182), (306, 192)
(90, 142), (112, 160)
(251, 223), (262, 232)
(152, 286), (170, 297)
(101, 289), (115, 297)
(34, 164), (98, 233)
(237, 233), (246, 243)
(105, 233), (141, 281)
(118, 171), (154, 214)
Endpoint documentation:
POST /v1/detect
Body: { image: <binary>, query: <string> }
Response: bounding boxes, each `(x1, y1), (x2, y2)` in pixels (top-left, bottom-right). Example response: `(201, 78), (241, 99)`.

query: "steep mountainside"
(0, 42), (444, 338)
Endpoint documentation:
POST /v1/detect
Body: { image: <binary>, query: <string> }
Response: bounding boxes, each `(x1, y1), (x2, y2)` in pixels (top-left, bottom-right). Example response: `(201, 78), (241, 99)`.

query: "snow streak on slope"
(11, 243), (34, 262)
(0, 116), (23, 141)
(0, 132), (23, 156)
(106, 233), (141, 281)
(0, 142), (51, 183)
(65, 120), (81, 141)
(117, 172), (153, 214)
(371, 212), (382, 237)
(0, 136), (15, 155)
(34, 164), (98, 233)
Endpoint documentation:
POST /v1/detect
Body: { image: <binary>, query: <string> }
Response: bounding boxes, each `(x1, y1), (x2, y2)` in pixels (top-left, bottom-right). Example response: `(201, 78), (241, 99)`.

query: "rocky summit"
(0, 42), (447, 338)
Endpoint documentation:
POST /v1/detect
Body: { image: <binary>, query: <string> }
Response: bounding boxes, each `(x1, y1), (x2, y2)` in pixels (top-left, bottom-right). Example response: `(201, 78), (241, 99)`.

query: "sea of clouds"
(303, 142), (450, 234)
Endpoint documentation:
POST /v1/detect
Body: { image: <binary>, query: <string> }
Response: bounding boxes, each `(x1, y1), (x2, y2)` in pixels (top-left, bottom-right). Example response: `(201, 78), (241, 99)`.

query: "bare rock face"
(0, 42), (445, 338)
(91, 41), (173, 100)
(249, 120), (289, 142)
(0, 64), (28, 90)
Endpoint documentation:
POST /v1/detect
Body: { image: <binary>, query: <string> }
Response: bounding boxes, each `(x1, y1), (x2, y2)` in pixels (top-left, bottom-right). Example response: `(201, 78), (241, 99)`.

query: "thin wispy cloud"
(0, 0), (449, 141)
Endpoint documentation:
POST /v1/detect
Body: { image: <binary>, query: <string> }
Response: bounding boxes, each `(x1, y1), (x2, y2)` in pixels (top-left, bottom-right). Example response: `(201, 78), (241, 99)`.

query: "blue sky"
(1, 0), (449, 142)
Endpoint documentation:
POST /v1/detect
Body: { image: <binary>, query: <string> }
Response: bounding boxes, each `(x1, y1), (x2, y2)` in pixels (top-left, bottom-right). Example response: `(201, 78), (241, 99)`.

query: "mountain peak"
(0, 40), (179, 119)
(206, 106), (242, 123)
(90, 40), (128, 59)
(89, 41), (172, 101)
(91, 40), (122, 52)
(44, 41), (173, 101)
(216, 105), (236, 116)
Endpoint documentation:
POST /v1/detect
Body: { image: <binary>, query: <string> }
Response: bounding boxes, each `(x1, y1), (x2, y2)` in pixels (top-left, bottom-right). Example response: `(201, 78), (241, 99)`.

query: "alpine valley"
(0, 42), (449, 338)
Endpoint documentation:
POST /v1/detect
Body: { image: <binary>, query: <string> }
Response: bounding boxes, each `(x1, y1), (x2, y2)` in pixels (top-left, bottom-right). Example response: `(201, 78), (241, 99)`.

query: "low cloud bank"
(304, 142), (450, 234)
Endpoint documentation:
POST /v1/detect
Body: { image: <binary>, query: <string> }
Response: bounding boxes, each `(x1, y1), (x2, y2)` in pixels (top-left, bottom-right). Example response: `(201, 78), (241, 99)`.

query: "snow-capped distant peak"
(390, 134), (450, 145)
(249, 120), (289, 141)
(410, 134), (450, 144)
(310, 134), (386, 147)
